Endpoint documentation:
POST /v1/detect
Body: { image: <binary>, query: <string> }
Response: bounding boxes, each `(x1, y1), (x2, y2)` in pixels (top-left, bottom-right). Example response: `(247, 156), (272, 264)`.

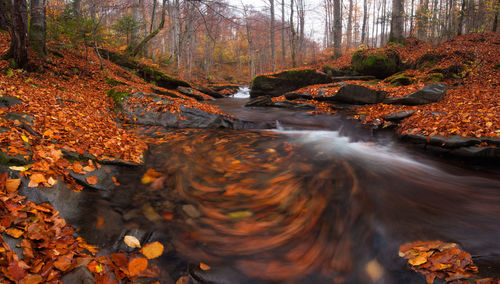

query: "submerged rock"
(0, 94), (23, 108)
(385, 83), (447, 105)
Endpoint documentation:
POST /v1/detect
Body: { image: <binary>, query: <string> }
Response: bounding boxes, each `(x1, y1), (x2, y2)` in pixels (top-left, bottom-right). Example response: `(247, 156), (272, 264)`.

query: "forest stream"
(68, 88), (500, 284)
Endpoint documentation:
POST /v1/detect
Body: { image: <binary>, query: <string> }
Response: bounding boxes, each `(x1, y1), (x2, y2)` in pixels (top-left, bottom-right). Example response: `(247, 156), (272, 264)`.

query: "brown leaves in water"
(399, 241), (480, 284)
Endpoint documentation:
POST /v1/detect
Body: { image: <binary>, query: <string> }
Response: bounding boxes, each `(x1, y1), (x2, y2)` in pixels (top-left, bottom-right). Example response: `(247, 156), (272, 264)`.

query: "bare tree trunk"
(361, 0), (368, 44)
(494, 0), (499, 32)
(0, 0), (9, 31)
(270, 0), (276, 71)
(333, 0), (341, 57)
(72, 0), (81, 18)
(346, 0), (353, 51)
(130, 0), (141, 49)
(281, 0), (285, 67)
(7, 0), (30, 70)
(389, 0), (405, 43)
(29, 0), (47, 57)
(417, 0), (428, 39)
(409, 0), (415, 36)
(372, 0), (376, 46)
(290, 0), (296, 67)
(457, 0), (466, 35)
(131, 0), (167, 57)
(297, 0), (305, 64)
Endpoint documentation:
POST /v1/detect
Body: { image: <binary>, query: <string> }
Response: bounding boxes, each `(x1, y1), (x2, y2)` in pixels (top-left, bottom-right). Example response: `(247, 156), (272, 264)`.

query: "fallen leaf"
(21, 135), (29, 143)
(6, 179), (21, 192)
(200, 262), (211, 271)
(128, 257), (148, 277)
(30, 173), (46, 184)
(19, 274), (43, 284)
(9, 165), (29, 171)
(140, 242), (164, 259)
(86, 176), (98, 185)
(141, 168), (162, 184)
(124, 235), (141, 249)
(6, 228), (24, 238)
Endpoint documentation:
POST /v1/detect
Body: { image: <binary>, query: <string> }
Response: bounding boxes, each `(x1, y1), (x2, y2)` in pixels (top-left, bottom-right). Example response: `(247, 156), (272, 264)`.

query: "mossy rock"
(424, 73), (444, 82)
(106, 77), (127, 86)
(351, 49), (400, 79)
(414, 53), (445, 69)
(322, 64), (353, 76)
(384, 73), (414, 86)
(106, 89), (130, 105)
(250, 69), (331, 98)
(494, 64), (500, 70)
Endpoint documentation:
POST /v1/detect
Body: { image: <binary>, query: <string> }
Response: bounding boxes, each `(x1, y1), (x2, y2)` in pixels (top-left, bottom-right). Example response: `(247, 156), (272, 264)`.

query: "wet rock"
(331, 75), (377, 82)
(318, 84), (385, 104)
(245, 96), (273, 107)
(195, 86), (224, 98)
(0, 94), (23, 108)
(189, 264), (253, 284)
(250, 69), (331, 98)
(2, 234), (22, 259)
(100, 158), (144, 167)
(273, 101), (316, 110)
(384, 110), (415, 121)
(285, 92), (313, 101)
(62, 267), (95, 284)
(177, 86), (206, 101)
(19, 179), (86, 225)
(61, 148), (97, 161)
(450, 146), (500, 158)
(69, 165), (119, 196)
(114, 228), (151, 253)
(121, 92), (274, 129)
(399, 134), (481, 149)
(0, 149), (32, 165)
(385, 83), (447, 105)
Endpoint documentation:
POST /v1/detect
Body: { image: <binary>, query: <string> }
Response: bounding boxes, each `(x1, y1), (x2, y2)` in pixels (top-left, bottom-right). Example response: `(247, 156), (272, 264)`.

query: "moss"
(493, 64), (500, 69)
(322, 64), (351, 76)
(414, 53), (445, 69)
(351, 49), (400, 79)
(106, 77), (127, 86)
(106, 89), (130, 105)
(424, 73), (444, 82)
(384, 72), (413, 86)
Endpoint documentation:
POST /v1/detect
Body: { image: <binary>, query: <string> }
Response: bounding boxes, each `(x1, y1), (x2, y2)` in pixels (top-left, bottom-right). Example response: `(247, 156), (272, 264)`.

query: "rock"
(428, 135), (481, 149)
(384, 110), (415, 121)
(151, 87), (182, 99)
(245, 96), (316, 110)
(69, 165), (119, 196)
(351, 49), (400, 78)
(0, 94), (23, 108)
(450, 146), (500, 158)
(384, 73), (413, 86)
(424, 73), (444, 82)
(105, 77), (127, 86)
(121, 92), (274, 129)
(273, 101), (316, 110)
(328, 84), (386, 104)
(0, 150), (32, 165)
(177, 86), (206, 101)
(2, 112), (34, 125)
(385, 83), (447, 105)
(285, 92), (313, 101)
(62, 267), (95, 284)
(245, 96), (273, 107)
(322, 64), (352, 76)
(100, 158), (144, 167)
(2, 234), (22, 259)
(331, 75), (377, 82)
(195, 86), (224, 98)
(106, 89), (130, 105)
(250, 69), (331, 98)
(61, 148), (97, 161)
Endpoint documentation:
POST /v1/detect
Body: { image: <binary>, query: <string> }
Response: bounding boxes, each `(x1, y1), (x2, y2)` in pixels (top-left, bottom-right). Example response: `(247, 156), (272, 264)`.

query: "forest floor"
(0, 31), (498, 283)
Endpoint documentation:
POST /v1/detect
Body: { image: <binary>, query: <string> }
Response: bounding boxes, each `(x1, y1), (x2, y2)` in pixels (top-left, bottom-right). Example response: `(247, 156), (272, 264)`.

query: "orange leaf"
(200, 262), (211, 271)
(140, 242), (164, 259)
(6, 228), (24, 238)
(128, 257), (148, 277)
(6, 179), (21, 193)
(86, 176), (98, 185)
(19, 274), (43, 284)
(30, 173), (46, 184)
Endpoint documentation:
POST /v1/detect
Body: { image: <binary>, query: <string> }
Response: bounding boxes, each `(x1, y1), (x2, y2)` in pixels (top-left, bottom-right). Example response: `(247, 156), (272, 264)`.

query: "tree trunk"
(0, 0), (9, 31)
(389, 0), (405, 43)
(493, 0), (499, 32)
(29, 0), (46, 57)
(270, 0), (276, 71)
(457, 0), (466, 35)
(333, 0), (341, 57)
(131, 0), (167, 57)
(281, 0), (285, 67)
(290, 0), (296, 67)
(361, 0), (368, 44)
(72, 0), (81, 18)
(346, 0), (353, 51)
(7, 0), (29, 70)
(130, 0), (141, 49)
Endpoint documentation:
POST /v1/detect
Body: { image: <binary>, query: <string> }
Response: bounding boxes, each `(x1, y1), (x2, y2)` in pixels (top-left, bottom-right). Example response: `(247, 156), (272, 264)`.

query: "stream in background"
(74, 87), (500, 283)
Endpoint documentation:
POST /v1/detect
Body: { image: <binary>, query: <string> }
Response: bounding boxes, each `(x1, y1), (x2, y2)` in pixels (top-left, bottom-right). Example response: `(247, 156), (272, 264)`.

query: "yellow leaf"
(47, 177), (57, 187)
(140, 242), (164, 259)
(21, 135), (29, 143)
(228, 210), (253, 220)
(9, 165), (29, 171)
(124, 235), (141, 249)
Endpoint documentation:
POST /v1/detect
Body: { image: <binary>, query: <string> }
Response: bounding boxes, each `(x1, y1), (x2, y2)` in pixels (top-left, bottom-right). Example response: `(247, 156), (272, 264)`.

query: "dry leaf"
(6, 179), (21, 192)
(128, 257), (148, 277)
(86, 176), (98, 185)
(124, 235), (141, 249)
(200, 262), (211, 271)
(30, 173), (46, 184)
(6, 228), (24, 238)
(140, 242), (164, 259)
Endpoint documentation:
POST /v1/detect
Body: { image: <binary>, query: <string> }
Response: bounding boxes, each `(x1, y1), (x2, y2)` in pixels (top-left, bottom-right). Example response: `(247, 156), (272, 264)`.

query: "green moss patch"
(351, 49), (400, 79)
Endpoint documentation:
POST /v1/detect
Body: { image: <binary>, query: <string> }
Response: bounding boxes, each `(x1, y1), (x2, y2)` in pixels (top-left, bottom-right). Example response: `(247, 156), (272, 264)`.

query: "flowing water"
(83, 87), (500, 283)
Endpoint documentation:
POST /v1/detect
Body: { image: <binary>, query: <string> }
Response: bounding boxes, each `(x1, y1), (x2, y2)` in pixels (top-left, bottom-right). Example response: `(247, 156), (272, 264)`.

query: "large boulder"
(351, 49), (400, 79)
(385, 83), (447, 105)
(250, 69), (331, 98)
(245, 96), (316, 110)
(318, 84), (385, 105)
(120, 92), (274, 129)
